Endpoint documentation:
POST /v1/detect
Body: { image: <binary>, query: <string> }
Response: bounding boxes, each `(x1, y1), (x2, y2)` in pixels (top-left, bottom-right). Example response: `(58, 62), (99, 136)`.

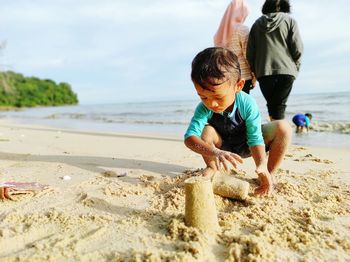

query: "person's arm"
(241, 26), (255, 87)
(185, 136), (243, 171)
(305, 117), (310, 132)
(288, 18), (304, 71)
(250, 145), (273, 196)
(246, 24), (256, 75)
(238, 94), (272, 195)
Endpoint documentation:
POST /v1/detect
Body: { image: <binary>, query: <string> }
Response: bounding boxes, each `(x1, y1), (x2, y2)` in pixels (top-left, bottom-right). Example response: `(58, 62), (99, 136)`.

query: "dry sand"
(0, 121), (349, 261)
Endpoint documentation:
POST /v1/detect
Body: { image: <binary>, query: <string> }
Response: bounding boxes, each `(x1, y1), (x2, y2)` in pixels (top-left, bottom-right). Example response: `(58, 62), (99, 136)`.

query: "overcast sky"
(1, 0), (349, 104)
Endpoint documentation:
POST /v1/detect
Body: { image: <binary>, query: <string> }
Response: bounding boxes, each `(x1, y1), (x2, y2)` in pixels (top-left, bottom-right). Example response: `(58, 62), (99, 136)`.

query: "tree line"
(0, 71), (78, 107)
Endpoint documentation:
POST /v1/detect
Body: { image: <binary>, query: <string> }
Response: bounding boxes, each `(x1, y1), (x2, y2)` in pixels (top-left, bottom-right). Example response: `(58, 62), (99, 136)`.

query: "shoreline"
(0, 120), (183, 143)
(2, 118), (350, 149)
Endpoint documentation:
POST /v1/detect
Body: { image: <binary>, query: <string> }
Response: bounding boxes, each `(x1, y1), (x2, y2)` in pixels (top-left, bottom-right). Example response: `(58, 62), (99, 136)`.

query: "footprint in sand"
(295, 146), (307, 151)
(293, 154), (333, 164)
(101, 170), (127, 178)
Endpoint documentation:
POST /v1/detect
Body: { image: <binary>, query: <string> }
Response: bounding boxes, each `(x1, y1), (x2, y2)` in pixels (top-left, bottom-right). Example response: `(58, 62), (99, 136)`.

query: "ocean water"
(0, 91), (349, 148)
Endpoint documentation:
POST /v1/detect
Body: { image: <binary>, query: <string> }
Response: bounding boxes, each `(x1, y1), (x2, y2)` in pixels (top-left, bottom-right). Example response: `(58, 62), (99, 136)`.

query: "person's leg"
(242, 80), (252, 94)
(269, 75), (294, 120)
(262, 120), (292, 175)
(201, 125), (223, 178)
(258, 76), (275, 120)
(259, 75), (294, 120)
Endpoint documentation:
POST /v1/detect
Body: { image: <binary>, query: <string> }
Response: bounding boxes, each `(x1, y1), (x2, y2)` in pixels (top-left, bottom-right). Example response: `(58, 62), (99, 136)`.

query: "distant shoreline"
(1, 118), (350, 149)
(0, 103), (79, 112)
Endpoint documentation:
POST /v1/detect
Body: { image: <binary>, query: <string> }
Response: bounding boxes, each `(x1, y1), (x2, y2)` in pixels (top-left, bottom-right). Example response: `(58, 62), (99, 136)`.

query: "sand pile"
(108, 167), (350, 261)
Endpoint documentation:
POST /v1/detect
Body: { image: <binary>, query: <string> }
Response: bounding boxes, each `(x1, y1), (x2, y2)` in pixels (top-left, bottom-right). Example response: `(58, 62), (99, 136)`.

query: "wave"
(45, 113), (85, 119)
(44, 113), (188, 125)
(308, 122), (350, 134)
(43, 113), (350, 132)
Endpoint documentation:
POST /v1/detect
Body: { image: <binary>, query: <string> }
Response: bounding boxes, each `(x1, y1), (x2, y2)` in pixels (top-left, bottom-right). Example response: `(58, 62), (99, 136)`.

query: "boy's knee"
(201, 125), (218, 144)
(275, 120), (292, 139)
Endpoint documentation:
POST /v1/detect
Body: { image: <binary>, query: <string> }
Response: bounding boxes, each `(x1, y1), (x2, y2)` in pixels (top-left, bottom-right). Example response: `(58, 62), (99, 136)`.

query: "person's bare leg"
(201, 125), (223, 179)
(262, 120), (292, 175)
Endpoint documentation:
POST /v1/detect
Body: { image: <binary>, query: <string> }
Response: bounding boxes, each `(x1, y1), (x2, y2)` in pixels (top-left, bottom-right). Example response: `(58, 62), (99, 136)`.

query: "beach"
(0, 120), (349, 261)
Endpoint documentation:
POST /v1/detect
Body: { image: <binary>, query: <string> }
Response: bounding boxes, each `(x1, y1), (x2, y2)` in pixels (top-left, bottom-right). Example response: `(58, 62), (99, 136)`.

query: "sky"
(1, 0), (349, 104)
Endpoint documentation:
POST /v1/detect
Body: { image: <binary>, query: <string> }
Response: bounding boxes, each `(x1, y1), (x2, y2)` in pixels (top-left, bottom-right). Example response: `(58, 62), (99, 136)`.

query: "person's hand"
(254, 168), (273, 196)
(251, 76), (257, 89)
(0, 186), (13, 200)
(214, 149), (243, 171)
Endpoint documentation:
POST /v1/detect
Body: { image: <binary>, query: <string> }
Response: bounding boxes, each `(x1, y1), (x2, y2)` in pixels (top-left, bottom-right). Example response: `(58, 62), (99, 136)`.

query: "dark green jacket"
(247, 13), (303, 79)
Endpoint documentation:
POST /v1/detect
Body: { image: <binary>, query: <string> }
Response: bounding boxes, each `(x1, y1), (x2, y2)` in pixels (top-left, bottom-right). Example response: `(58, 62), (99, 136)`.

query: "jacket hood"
(256, 12), (286, 33)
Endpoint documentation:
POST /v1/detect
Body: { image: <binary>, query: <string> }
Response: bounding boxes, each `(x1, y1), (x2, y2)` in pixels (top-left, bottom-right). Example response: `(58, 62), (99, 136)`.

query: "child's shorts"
(220, 140), (252, 158)
(220, 133), (270, 158)
(292, 114), (306, 127)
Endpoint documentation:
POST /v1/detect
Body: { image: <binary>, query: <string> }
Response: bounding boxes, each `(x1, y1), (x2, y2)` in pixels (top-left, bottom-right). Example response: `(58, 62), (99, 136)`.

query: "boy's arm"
(185, 135), (243, 171)
(250, 145), (267, 170)
(239, 94), (272, 195)
(185, 135), (216, 157)
(184, 103), (215, 160)
(250, 145), (273, 196)
(240, 94), (264, 148)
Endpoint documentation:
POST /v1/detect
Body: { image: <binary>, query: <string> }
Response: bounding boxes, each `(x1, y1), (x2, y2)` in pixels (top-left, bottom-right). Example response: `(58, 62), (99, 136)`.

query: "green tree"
(0, 71), (79, 108)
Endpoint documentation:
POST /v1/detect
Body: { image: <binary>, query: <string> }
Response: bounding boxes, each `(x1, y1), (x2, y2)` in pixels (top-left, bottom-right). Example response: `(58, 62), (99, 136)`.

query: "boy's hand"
(214, 149), (243, 171)
(254, 168), (273, 196)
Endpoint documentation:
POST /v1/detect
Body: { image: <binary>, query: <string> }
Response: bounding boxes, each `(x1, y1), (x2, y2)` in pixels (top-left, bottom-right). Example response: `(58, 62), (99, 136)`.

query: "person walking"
(247, 0), (303, 120)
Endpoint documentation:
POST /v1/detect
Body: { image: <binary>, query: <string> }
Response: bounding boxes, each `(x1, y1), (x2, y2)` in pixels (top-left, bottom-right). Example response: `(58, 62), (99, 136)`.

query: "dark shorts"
(218, 125), (269, 158)
(292, 115), (306, 127)
(221, 139), (252, 158)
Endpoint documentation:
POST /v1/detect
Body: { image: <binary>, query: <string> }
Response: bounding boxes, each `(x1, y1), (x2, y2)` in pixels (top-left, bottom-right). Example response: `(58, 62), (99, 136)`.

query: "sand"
(0, 120), (349, 261)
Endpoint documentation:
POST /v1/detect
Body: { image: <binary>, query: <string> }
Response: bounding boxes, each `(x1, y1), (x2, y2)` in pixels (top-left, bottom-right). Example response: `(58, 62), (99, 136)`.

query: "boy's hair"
(305, 113), (312, 120)
(262, 0), (291, 14)
(191, 47), (241, 89)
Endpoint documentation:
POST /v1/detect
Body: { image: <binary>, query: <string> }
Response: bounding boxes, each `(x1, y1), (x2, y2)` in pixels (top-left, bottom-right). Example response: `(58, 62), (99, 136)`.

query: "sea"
(0, 91), (349, 148)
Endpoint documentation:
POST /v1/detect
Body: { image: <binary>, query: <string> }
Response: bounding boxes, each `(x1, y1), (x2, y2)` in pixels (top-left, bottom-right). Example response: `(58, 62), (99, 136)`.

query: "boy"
(184, 47), (292, 196)
(292, 113), (312, 133)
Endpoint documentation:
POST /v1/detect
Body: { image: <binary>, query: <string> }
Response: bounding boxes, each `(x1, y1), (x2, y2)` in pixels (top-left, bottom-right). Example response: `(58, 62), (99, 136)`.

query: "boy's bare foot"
(254, 171), (273, 196)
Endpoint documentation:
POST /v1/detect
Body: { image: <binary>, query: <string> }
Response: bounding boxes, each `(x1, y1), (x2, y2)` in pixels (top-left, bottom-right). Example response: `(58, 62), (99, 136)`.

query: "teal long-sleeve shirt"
(185, 91), (264, 147)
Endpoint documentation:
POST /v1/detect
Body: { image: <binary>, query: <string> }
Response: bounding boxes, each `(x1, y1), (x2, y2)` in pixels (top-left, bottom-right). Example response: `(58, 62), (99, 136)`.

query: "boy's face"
(194, 78), (245, 113)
